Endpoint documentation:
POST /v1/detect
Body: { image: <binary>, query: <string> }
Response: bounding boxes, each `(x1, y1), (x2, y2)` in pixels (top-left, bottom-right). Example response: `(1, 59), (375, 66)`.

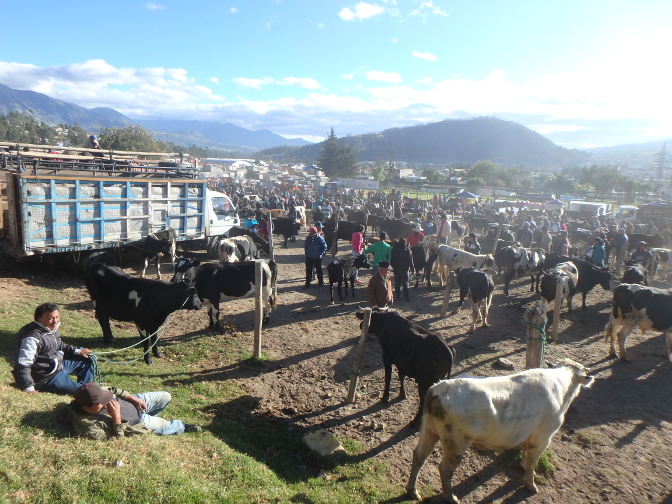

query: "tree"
(579, 165), (623, 196)
(62, 123), (89, 147)
(372, 164), (386, 181)
(544, 173), (576, 198)
(421, 169), (444, 185)
(245, 166), (256, 179)
(98, 125), (169, 152)
(467, 161), (499, 185)
(316, 128), (357, 179)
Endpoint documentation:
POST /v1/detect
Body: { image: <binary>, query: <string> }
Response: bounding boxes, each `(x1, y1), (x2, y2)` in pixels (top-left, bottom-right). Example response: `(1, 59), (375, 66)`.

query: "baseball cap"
(74, 382), (113, 406)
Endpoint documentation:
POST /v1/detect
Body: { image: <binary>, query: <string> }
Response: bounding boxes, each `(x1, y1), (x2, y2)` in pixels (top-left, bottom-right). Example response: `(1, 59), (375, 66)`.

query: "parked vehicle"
(612, 202), (672, 227)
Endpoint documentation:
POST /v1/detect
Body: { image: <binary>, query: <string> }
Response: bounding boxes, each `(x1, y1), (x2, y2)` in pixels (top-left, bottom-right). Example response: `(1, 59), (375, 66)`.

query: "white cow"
(436, 245), (497, 286)
(406, 359), (594, 503)
(651, 248), (672, 281)
(218, 236), (258, 263)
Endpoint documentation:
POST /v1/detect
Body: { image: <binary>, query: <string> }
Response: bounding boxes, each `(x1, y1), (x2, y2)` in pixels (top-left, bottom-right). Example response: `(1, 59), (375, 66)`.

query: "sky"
(0, 0), (671, 148)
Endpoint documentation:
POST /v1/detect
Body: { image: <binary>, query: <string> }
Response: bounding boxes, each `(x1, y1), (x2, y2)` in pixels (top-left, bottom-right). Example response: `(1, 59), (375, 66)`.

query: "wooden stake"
(266, 210), (275, 261)
(525, 301), (547, 369)
(331, 208), (340, 257)
(550, 279), (563, 342)
(491, 224), (503, 256)
(253, 261), (263, 358)
(347, 308), (372, 404)
(440, 280), (453, 318)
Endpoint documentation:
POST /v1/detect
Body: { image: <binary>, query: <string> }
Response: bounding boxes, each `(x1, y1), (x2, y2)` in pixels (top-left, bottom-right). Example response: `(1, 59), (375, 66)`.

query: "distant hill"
(261, 117), (590, 168)
(135, 119), (312, 151)
(0, 82), (132, 129)
(0, 83), (312, 152)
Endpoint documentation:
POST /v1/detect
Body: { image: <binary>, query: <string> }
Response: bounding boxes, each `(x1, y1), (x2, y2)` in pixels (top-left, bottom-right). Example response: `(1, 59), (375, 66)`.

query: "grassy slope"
(0, 286), (396, 504)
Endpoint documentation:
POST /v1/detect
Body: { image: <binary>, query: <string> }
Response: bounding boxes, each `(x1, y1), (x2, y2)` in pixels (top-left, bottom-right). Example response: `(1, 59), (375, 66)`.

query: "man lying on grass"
(70, 382), (202, 440)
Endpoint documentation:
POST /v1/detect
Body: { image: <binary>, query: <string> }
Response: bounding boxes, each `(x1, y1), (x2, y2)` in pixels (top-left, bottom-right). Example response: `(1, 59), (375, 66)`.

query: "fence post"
(266, 211), (277, 300)
(347, 308), (372, 404)
(331, 209), (340, 257)
(491, 224), (503, 256)
(550, 279), (563, 342)
(525, 301), (547, 369)
(440, 279), (453, 318)
(253, 261), (263, 358)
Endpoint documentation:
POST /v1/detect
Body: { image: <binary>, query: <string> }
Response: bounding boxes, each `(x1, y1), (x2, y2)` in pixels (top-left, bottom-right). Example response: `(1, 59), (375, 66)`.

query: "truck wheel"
(81, 250), (116, 273)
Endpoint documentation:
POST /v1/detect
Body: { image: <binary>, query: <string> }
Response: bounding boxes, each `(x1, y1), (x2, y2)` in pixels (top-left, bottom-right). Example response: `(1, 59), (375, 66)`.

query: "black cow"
(365, 214), (386, 232)
(346, 210), (368, 223)
(540, 262), (579, 311)
(486, 225), (515, 242)
(326, 254), (372, 305)
(444, 267), (494, 332)
(626, 233), (665, 251)
(227, 226), (271, 257)
(500, 245), (546, 295)
(84, 264), (202, 365)
(544, 252), (617, 309)
(355, 309), (456, 427)
(172, 258), (277, 330)
(141, 228), (177, 280)
(312, 209), (325, 224)
(468, 216), (492, 234)
(272, 217), (301, 248)
(380, 219), (415, 240)
(411, 237), (441, 288)
(623, 260), (648, 285)
(604, 284), (672, 360)
(323, 219), (366, 250)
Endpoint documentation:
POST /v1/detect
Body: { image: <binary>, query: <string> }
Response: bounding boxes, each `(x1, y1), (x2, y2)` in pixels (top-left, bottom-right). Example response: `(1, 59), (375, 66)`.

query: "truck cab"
(613, 205), (638, 226)
(205, 189), (239, 237)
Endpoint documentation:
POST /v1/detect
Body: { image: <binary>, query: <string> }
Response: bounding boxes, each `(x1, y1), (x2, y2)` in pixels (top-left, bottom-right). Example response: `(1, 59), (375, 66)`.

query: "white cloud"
(341, 72), (355, 80)
(412, 50), (437, 61)
(391, 38), (398, 43)
(145, 3), (165, 10)
(277, 77), (321, 89)
(208, 77), (219, 84)
(318, 22), (325, 28)
(339, 3), (384, 21)
(409, 1), (447, 17)
(365, 70), (402, 83)
(232, 77), (274, 90)
(228, 7), (238, 13)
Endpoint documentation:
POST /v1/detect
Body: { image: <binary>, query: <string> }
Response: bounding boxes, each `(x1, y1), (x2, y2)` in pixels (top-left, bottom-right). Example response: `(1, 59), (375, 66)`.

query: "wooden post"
(550, 279), (563, 342)
(491, 224), (503, 256)
(266, 211), (275, 261)
(347, 308), (372, 404)
(253, 261), (263, 358)
(440, 280), (453, 318)
(331, 208), (339, 257)
(525, 301), (547, 369)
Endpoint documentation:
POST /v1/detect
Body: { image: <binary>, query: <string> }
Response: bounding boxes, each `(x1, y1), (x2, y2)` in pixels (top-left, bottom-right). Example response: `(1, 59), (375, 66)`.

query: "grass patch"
(576, 431), (600, 447)
(502, 448), (556, 474)
(0, 285), (400, 504)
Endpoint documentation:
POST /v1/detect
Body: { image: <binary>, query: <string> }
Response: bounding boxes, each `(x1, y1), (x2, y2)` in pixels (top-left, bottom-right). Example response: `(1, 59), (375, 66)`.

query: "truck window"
(617, 208), (635, 219)
(212, 197), (236, 218)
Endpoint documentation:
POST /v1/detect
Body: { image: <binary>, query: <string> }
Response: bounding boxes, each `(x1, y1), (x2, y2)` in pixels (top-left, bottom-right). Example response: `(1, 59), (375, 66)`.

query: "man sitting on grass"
(70, 382), (202, 440)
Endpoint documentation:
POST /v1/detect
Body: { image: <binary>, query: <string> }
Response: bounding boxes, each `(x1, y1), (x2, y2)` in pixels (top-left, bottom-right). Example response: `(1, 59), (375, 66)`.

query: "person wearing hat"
(614, 228), (629, 274)
(364, 232), (392, 273)
(406, 225), (424, 248)
(390, 238), (414, 301)
(304, 226), (327, 288)
(515, 222), (533, 248)
(437, 213), (451, 245)
(70, 382), (201, 440)
(554, 230), (570, 255)
(314, 221), (324, 235)
(465, 232), (481, 254)
(421, 214), (435, 236)
(630, 241), (652, 267)
(366, 260), (393, 308)
(585, 237), (606, 266)
(84, 134), (101, 150)
(13, 302), (94, 395)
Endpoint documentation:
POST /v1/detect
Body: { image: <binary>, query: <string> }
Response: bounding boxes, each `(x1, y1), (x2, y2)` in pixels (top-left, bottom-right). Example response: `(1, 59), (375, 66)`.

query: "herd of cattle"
(73, 210), (672, 502)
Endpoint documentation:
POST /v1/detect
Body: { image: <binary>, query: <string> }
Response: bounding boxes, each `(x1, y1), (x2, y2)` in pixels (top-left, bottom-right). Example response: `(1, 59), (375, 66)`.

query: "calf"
(544, 252), (617, 309)
(622, 261), (648, 285)
(355, 310), (456, 427)
(604, 283), (672, 360)
(272, 217), (301, 248)
(325, 254), (372, 305)
(84, 264), (202, 365)
(449, 221), (468, 247)
(444, 268), (494, 332)
(652, 248), (672, 280)
(218, 236), (258, 263)
(436, 245), (497, 286)
(140, 228), (177, 280)
(406, 359), (594, 503)
(172, 257), (277, 330)
(501, 245), (546, 295)
(539, 261), (579, 311)
(323, 219), (367, 250)
(411, 236), (440, 288)
(227, 226), (271, 257)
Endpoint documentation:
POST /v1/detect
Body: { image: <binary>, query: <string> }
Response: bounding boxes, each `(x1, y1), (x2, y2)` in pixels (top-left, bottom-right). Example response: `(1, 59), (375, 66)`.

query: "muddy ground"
(3, 241), (672, 504)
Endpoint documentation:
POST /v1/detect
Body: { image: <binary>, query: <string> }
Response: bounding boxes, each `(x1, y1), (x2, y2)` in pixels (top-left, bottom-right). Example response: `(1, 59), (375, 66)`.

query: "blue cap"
(314, 221), (323, 227)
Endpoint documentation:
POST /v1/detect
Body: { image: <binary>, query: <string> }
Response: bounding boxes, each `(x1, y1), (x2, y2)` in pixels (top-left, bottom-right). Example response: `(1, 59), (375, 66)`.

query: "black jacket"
(13, 322), (78, 391)
(391, 242), (414, 273)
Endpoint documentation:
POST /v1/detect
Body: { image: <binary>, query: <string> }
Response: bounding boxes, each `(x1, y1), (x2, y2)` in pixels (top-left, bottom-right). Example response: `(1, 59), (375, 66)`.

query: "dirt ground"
(3, 241), (672, 504)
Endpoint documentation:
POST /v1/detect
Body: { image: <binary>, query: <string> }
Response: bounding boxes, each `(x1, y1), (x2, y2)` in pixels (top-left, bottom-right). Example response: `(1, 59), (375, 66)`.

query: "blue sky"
(1, 0), (670, 147)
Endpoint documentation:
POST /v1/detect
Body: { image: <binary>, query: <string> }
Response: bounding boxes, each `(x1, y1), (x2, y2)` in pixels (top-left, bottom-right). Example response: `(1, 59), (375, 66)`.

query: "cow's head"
(481, 254), (497, 272)
(219, 243), (237, 263)
(183, 284), (202, 311)
(355, 307), (387, 332)
(558, 358), (594, 388)
(171, 257), (200, 283)
(598, 267), (618, 291)
(353, 254), (372, 270)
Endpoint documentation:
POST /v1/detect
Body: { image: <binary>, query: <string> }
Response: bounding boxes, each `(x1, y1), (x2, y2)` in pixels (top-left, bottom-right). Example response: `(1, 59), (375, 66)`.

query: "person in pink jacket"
(351, 224), (365, 284)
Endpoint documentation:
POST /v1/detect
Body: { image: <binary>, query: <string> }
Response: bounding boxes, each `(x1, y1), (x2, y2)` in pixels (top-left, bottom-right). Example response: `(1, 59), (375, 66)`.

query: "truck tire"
(81, 250), (117, 274)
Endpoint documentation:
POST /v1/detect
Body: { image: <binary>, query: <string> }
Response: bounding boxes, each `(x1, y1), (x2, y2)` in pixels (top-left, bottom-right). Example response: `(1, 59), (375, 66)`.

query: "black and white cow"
(272, 217), (302, 248)
(449, 221), (469, 247)
(604, 283), (672, 361)
(172, 257), (277, 330)
(84, 264), (202, 365)
(436, 246), (497, 286)
(140, 228), (177, 280)
(444, 267), (494, 332)
(500, 245), (547, 295)
(539, 261), (579, 311)
(227, 226), (271, 257)
(622, 260), (648, 286)
(218, 236), (258, 263)
(325, 254), (372, 305)
(355, 309), (456, 427)
(411, 236), (441, 288)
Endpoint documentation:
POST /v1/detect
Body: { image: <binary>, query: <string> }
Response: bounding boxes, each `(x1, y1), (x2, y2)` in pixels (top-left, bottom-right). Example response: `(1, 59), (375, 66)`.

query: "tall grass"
(0, 286), (396, 504)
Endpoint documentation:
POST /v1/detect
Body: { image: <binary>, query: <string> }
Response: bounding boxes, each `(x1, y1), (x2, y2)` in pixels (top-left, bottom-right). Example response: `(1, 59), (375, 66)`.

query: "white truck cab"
(205, 189), (239, 237)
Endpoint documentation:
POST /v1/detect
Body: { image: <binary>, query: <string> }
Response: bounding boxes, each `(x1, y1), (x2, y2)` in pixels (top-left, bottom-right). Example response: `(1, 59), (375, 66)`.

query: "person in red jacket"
(407, 225), (424, 248)
(351, 224), (365, 284)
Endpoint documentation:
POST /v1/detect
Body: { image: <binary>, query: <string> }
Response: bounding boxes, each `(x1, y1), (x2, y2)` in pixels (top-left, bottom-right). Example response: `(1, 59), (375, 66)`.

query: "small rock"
(496, 357), (515, 370)
(561, 434), (569, 441)
(303, 429), (346, 456)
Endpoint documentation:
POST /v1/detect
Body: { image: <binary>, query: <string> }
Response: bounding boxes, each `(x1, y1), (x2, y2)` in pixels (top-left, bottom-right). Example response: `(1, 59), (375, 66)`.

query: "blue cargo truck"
(0, 148), (238, 266)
